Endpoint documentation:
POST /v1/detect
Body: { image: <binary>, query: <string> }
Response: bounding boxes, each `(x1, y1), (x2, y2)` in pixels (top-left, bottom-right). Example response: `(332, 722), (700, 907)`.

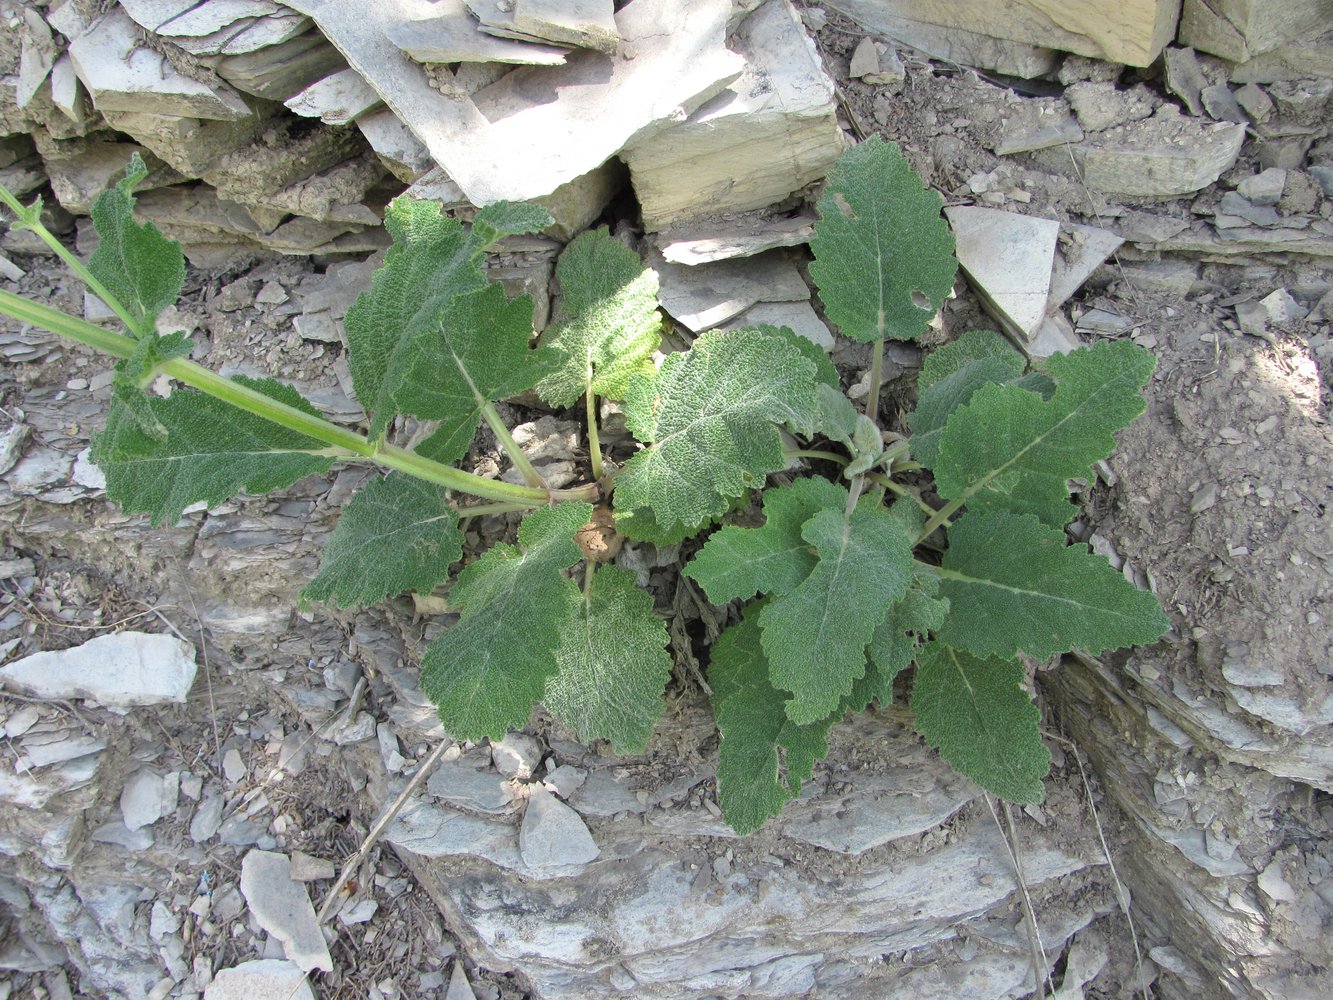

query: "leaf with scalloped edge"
(614, 328), (818, 534)
(809, 136), (956, 343)
(759, 492), (915, 724)
(933, 340), (1155, 527)
(420, 503), (591, 741)
(861, 570), (950, 705)
(544, 565), (671, 755)
(535, 228), (661, 408)
(685, 477), (845, 604)
(911, 641), (1050, 803)
(935, 510), (1171, 660)
(111, 331), (193, 442)
(302, 473), (462, 608)
(710, 602), (835, 835)
(909, 330), (1026, 468)
(88, 154), (185, 331)
(344, 198), (552, 441)
(91, 375), (335, 526)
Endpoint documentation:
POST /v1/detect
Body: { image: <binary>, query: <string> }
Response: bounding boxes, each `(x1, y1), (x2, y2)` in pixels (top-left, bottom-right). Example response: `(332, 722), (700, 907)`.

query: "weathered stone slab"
(1072, 111), (1246, 198)
(1047, 222), (1124, 313)
(722, 301), (835, 350)
(658, 211), (817, 266)
(358, 106), (434, 183)
(510, 0), (618, 54)
(0, 632), (197, 707)
(100, 109), (267, 177)
(284, 68), (381, 125)
(34, 135), (182, 214)
(288, 0), (743, 205)
(655, 250), (810, 332)
(946, 206), (1060, 339)
(1179, 0), (1329, 62)
(17, 7), (57, 110)
(386, 0), (569, 65)
(238, 851), (332, 973)
(623, 0), (843, 231)
(844, 8), (1059, 78)
(215, 27), (347, 101)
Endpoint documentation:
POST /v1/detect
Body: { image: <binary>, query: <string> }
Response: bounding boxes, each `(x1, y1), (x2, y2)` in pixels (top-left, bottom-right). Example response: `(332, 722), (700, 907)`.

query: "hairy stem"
(585, 383), (604, 482)
(865, 337), (885, 427)
(455, 501), (534, 520)
(479, 400), (544, 488)
(917, 495), (965, 545)
(867, 472), (935, 516)
(786, 448), (848, 465)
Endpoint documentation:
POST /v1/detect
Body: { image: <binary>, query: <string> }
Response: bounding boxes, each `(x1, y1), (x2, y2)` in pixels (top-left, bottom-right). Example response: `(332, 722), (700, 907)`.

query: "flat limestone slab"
(658, 211), (817, 265)
(68, 9), (253, 120)
(387, 0), (569, 65)
(510, 0), (619, 54)
(287, 0), (744, 204)
(1073, 112), (1247, 198)
(0, 631), (197, 707)
(284, 68), (382, 125)
(946, 206), (1060, 340)
(655, 250), (811, 332)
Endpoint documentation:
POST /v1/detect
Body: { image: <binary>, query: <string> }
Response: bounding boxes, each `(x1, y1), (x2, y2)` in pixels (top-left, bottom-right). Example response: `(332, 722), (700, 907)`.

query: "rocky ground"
(0, 6), (1331, 1000)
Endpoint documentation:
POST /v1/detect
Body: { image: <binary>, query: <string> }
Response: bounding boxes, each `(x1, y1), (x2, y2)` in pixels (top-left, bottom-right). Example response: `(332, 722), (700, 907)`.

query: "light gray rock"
(120, 770), (179, 831)
(427, 758), (516, 814)
(946, 206), (1060, 339)
(204, 960), (315, 1000)
(510, 0), (618, 53)
(288, 851), (335, 882)
(519, 787), (599, 869)
(1073, 112), (1247, 198)
(283, 68), (381, 125)
(190, 789), (225, 842)
(91, 820), (155, 851)
(721, 302), (834, 351)
(388, 0), (568, 65)
(446, 961), (479, 1000)
(543, 765), (587, 799)
(238, 851), (332, 972)
(491, 734), (541, 779)
(0, 631), (197, 707)
(655, 251), (810, 332)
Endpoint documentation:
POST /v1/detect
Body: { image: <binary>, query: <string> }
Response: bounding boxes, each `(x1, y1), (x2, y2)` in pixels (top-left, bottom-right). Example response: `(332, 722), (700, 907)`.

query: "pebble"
(518, 786), (599, 869)
(426, 758), (515, 814)
(204, 960), (314, 1000)
(190, 790), (225, 843)
(1237, 168), (1286, 207)
(337, 898), (378, 925)
(288, 851), (335, 882)
(0, 632), (197, 707)
(1190, 482), (1219, 514)
(254, 282), (289, 306)
(239, 851), (333, 973)
(121, 770), (179, 831)
(542, 765), (587, 800)
(222, 748), (247, 784)
(445, 963), (478, 1000)
(491, 733), (541, 779)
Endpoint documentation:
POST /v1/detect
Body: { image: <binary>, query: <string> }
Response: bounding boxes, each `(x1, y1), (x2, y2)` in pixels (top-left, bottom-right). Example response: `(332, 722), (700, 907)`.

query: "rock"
(945, 206), (1060, 340)
(1233, 83), (1275, 123)
(1071, 111), (1247, 198)
(658, 211), (817, 266)
(283, 68), (381, 125)
(1047, 223), (1125, 314)
(336, 898), (378, 925)
(427, 757), (516, 814)
(1065, 81), (1156, 133)
(1216, 190), (1281, 227)
(1164, 46), (1210, 116)
(1238, 168), (1287, 206)
(291, 0), (743, 205)
(542, 765), (587, 799)
(288, 851), (335, 882)
(1260, 288), (1307, 324)
(849, 37), (882, 79)
(518, 786), (599, 869)
(508, 0), (619, 54)
(491, 733), (542, 779)
(120, 770), (179, 831)
(1257, 860), (1297, 903)
(204, 960), (314, 1000)
(1179, 0), (1329, 63)
(446, 962), (478, 1000)
(1200, 84), (1247, 123)
(387, 0), (570, 66)
(17, 8), (57, 109)
(993, 105), (1083, 156)
(92, 820), (155, 851)
(238, 850), (332, 973)
(722, 301), (835, 351)
(0, 631), (197, 707)
(189, 789), (225, 842)
(655, 250), (810, 332)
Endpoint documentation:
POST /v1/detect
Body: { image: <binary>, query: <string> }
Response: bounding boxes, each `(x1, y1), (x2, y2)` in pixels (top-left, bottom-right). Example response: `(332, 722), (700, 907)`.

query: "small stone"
(336, 898), (378, 926)
(1190, 482), (1219, 515)
(445, 961), (478, 1000)
(150, 901), (181, 942)
(1261, 289), (1307, 325)
(1258, 860), (1297, 903)
(519, 786), (599, 869)
(239, 850), (332, 973)
(222, 748), (247, 784)
(419, 970), (446, 991)
(848, 37), (880, 80)
(288, 851), (335, 882)
(427, 758), (515, 814)
(1237, 169), (1287, 207)
(255, 282), (288, 306)
(327, 711), (377, 745)
(83, 293), (117, 322)
(1200, 84), (1246, 123)
(190, 789), (224, 843)
(92, 820), (155, 851)
(543, 765), (587, 799)
(491, 733), (541, 779)
(204, 960), (314, 1000)
(1233, 83), (1274, 123)
(121, 770), (179, 831)
(0, 632), (197, 707)
(1234, 300), (1270, 338)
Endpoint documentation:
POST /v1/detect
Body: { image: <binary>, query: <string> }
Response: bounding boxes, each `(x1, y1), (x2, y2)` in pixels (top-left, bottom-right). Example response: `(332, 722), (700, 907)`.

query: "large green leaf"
(302, 473), (462, 608)
(419, 503), (590, 741)
(759, 494), (915, 724)
(935, 510), (1171, 660)
(684, 477), (846, 604)
(709, 603), (835, 835)
(808, 136), (956, 343)
(111, 331), (193, 442)
(535, 228), (662, 408)
(933, 340), (1155, 528)
(91, 376), (335, 526)
(861, 570), (950, 705)
(344, 198), (551, 441)
(88, 154), (185, 331)
(614, 328), (818, 534)
(911, 642), (1050, 803)
(544, 565), (671, 755)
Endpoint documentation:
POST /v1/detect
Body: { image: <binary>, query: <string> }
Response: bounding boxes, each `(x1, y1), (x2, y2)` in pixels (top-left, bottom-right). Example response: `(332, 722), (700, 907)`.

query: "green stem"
(455, 501), (533, 520)
(479, 400), (544, 488)
(585, 383), (604, 483)
(865, 337), (885, 427)
(786, 448), (848, 465)
(917, 497), (963, 545)
(0, 289), (572, 507)
(867, 472), (935, 516)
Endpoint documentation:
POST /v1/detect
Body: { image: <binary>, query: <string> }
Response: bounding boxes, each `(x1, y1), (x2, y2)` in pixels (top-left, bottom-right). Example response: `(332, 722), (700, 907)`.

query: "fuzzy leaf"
(814, 382), (859, 447)
(544, 565), (671, 755)
(615, 328), (818, 533)
(111, 331), (193, 442)
(88, 155), (185, 329)
(862, 571), (950, 705)
(685, 477), (846, 604)
(760, 494), (915, 724)
(91, 376), (334, 526)
(535, 228), (661, 408)
(614, 506), (696, 547)
(302, 473), (462, 608)
(419, 503), (590, 741)
(754, 323), (839, 389)
(935, 510), (1171, 660)
(911, 642), (1050, 803)
(910, 330), (1027, 468)
(809, 136), (956, 343)
(934, 340), (1156, 527)
(344, 197), (551, 440)
(710, 603), (834, 835)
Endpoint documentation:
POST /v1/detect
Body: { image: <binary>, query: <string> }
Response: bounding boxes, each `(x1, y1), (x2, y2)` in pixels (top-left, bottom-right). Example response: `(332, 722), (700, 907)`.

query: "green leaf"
(911, 642), (1050, 803)
(862, 570), (950, 705)
(760, 495), (915, 724)
(935, 510), (1171, 660)
(419, 503), (590, 741)
(844, 413), (884, 477)
(544, 565), (671, 755)
(344, 197), (551, 440)
(535, 228), (662, 408)
(809, 136), (956, 343)
(302, 473), (462, 608)
(88, 154), (185, 330)
(614, 328), (818, 533)
(613, 506), (696, 546)
(685, 477), (845, 604)
(814, 382), (858, 448)
(396, 283), (553, 465)
(710, 602), (834, 834)
(91, 375), (335, 526)
(111, 331), (194, 442)
(918, 329), (1018, 392)
(753, 324), (839, 389)
(910, 330), (1027, 468)
(934, 340), (1156, 527)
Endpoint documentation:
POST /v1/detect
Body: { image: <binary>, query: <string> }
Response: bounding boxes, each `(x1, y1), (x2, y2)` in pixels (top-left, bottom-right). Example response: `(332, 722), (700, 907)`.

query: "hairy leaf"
(535, 228), (661, 408)
(862, 571), (950, 705)
(814, 382), (859, 448)
(91, 376), (334, 526)
(710, 603), (834, 835)
(88, 155), (185, 330)
(754, 323), (839, 389)
(685, 477), (846, 604)
(760, 495), (915, 724)
(420, 503), (590, 740)
(909, 330), (1027, 468)
(615, 328), (818, 533)
(614, 506), (696, 547)
(302, 473), (462, 608)
(809, 136), (956, 343)
(111, 331), (193, 442)
(545, 565), (671, 755)
(934, 340), (1156, 527)
(911, 642), (1050, 803)
(935, 510), (1171, 660)
(345, 197), (551, 440)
